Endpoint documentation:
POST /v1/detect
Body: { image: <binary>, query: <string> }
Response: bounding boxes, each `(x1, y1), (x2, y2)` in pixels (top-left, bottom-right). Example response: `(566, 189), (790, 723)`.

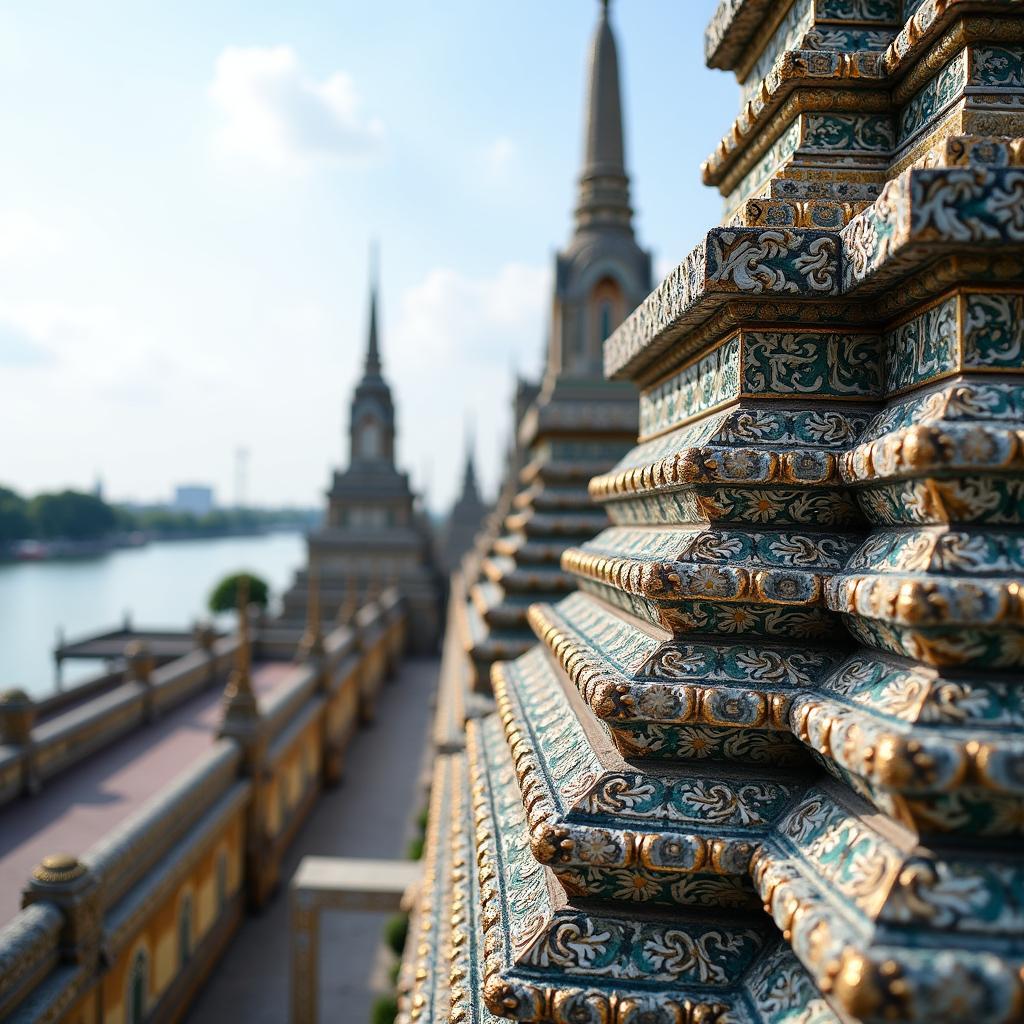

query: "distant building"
(439, 431), (490, 577)
(173, 485), (215, 517)
(280, 259), (442, 653)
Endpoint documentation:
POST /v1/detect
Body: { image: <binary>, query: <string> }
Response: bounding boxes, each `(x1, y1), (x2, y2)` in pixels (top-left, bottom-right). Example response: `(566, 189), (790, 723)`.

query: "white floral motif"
(884, 861), (993, 928)
(709, 230), (836, 295)
(781, 796), (831, 843)
(530, 918), (614, 972)
(642, 929), (746, 983)
(575, 831), (621, 865)
(675, 781), (771, 825)
(922, 681), (994, 723)
(582, 776), (657, 814)
(734, 649), (804, 686)
(611, 871), (662, 902)
(688, 566), (737, 598)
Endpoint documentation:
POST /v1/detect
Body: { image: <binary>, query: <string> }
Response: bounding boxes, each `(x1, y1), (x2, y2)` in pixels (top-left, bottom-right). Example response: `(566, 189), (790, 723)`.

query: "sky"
(0, 0), (736, 513)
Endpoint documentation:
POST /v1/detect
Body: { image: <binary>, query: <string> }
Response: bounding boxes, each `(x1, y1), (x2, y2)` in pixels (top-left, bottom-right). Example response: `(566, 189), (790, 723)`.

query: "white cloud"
(0, 320), (51, 367)
(0, 209), (63, 267)
(208, 45), (383, 169)
(387, 262), (550, 509)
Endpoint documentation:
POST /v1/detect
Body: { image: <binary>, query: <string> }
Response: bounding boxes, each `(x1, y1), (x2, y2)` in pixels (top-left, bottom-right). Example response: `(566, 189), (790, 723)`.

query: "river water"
(0, 532), (306, 698)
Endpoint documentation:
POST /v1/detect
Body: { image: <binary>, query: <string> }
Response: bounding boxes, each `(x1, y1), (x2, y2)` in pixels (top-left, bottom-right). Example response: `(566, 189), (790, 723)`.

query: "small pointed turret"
(365, 244), (382, 377)
(348, 248), (396, 467)
(575, 0), (633, 233)
(460, 423), (481, 503)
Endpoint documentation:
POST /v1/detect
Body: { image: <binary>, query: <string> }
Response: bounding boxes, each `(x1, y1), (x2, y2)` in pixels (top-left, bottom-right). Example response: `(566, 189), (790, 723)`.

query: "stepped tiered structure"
(403, 1), (1024, 1023)
(281, 263), (442, 653)
(440, 435), (491, 578)
(454, 0), (653, 699)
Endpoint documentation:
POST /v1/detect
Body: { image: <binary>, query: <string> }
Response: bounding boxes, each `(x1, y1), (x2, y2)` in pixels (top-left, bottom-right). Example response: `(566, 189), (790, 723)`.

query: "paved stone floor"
(185, 656), (439, 1024)
(0, 661), (294, 923)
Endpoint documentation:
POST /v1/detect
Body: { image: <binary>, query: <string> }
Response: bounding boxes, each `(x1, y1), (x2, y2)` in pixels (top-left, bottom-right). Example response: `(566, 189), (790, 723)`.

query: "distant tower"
(547, 0), (651, 383)
(458, 0), (652, 690)
(279, 251), (443, 654)
(441, 424), (489, 575)
(348, 254), (396, 469)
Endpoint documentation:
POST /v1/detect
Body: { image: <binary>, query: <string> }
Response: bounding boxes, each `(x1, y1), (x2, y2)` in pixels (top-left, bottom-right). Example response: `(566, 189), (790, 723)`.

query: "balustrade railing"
(0, 590), (407, 1024)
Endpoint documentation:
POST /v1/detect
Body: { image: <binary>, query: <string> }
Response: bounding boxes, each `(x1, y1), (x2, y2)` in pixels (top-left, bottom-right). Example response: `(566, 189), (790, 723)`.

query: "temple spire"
(461, 421), (480, 500)
(576, 0), (632, 232)
(365, 243), (382, 376)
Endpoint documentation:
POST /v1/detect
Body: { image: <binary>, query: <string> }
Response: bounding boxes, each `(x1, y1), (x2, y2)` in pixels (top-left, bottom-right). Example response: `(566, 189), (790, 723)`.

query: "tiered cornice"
(409, 2), (1024, 1022)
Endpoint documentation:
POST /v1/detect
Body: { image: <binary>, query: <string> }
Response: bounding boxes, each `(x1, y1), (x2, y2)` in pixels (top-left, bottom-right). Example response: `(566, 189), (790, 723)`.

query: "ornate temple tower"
(448, 0), (653, 707)
(404, 1), (1024, 1022)
(344, 275), (395, 474)
(547, 0), (651, 384)
(281, 261), (441, 653)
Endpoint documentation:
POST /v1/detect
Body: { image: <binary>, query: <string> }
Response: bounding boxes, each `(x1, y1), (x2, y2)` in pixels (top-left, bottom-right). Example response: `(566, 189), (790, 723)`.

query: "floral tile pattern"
(413, 3), (1024, 1023)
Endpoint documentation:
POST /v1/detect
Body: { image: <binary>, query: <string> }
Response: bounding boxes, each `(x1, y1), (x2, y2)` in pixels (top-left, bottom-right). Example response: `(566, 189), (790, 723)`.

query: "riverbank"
(1, 523), (313, 564)
(0, 532), (306, 699)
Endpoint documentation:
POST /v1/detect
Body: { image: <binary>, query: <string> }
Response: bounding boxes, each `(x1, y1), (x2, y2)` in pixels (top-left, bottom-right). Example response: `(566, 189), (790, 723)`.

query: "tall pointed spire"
(365, 241), (382, 377)
(576, 0), (633, 232)
(461, 419), (480, 501)
(348, 242), (396, 467)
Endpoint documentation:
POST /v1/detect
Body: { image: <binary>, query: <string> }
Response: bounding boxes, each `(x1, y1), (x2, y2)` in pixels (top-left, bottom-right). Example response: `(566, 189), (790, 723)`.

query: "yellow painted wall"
(65, 807), (246, 1024)
(48, 634), (386, 1023)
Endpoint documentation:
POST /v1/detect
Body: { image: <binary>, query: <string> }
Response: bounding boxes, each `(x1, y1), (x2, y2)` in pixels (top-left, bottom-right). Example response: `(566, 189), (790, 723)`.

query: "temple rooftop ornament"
(220, 576), (259, 728)
(281, 252), (442, 653)
(401, 2), (1024, 1023)
(297, 563), (325, 662)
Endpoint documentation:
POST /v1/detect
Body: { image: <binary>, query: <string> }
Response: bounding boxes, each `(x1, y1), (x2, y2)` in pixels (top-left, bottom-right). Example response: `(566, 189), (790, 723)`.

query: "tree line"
(0, 486), (316, 545)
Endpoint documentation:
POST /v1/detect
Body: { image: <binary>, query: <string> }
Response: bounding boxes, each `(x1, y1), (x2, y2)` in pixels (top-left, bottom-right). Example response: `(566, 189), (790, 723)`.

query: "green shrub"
(384, 913), (409, 957)
(208, 572), (269, 614)
(370, 994), (398, 1024)
(406, 836), (424, 861)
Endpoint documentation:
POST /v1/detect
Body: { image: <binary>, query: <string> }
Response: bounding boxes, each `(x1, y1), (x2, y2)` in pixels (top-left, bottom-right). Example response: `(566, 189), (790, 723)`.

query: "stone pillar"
(218, 594), (272, 908)
(0, 689), (39, 795)
(53, 627), (65, 689)
(298, 568), (344, 788)
(124, 641), (156, 722)
(22, 854), (102, 969)
(193, 620), (218, 684)
(352, 612), (377, 726)
(297, 566), (326, 667)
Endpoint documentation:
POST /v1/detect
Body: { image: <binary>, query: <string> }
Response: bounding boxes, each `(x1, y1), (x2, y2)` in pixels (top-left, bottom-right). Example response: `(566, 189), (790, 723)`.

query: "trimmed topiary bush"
(208, 571), (269, 614)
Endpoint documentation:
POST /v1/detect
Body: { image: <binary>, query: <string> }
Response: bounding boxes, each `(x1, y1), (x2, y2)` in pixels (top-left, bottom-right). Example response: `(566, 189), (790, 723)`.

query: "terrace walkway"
(0, 661), (295, 923)
(186, 656), (440, 1024)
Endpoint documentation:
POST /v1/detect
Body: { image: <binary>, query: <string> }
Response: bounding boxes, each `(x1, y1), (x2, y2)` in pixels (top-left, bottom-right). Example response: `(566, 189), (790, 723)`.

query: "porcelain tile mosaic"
(407, 2), (1024, 1022)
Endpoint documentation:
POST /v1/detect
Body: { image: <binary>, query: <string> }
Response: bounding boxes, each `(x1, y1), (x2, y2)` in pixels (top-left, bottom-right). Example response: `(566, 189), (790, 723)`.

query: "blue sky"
(0, 0), (735, 512)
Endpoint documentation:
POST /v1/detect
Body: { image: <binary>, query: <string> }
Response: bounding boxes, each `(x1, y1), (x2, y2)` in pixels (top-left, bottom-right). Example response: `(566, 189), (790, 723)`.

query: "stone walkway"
(185, 656), (440, 1024)
(0, 662), (294, 923)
